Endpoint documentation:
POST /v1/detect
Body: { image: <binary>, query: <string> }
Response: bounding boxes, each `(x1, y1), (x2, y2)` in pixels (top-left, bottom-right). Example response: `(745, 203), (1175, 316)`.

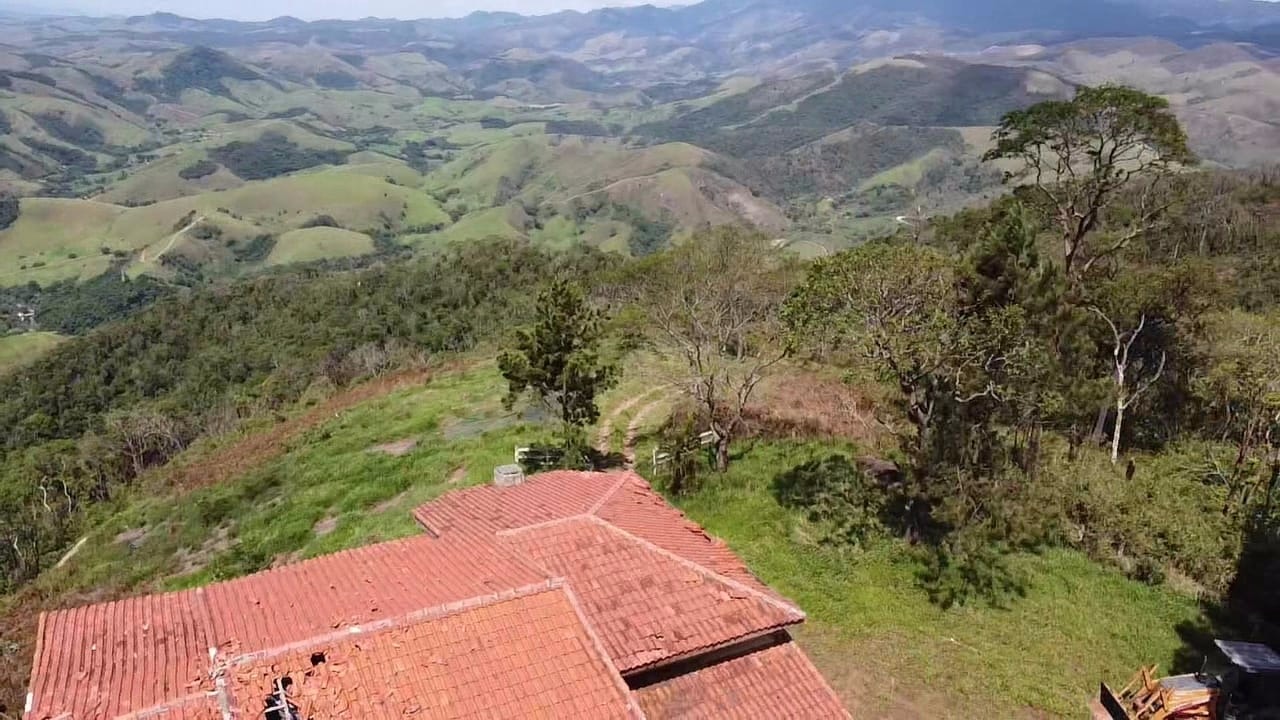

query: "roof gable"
(501, 515), (803, 672)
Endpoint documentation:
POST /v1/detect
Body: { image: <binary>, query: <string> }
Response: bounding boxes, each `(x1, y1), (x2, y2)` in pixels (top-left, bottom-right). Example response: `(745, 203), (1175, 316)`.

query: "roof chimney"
(494, 464), (525, 488)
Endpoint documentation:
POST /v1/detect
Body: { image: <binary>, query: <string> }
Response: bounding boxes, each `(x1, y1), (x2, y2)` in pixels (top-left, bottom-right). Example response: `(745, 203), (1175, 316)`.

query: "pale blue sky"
(53, 0), (682, 20)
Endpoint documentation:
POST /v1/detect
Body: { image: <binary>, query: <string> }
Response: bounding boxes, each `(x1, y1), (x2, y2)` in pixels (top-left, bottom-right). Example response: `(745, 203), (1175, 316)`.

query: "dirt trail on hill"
(168, 365), (439, 491)
(595, 386), (663, 455)
(622, 395), (666, 468)
(141, 214), (204, 263)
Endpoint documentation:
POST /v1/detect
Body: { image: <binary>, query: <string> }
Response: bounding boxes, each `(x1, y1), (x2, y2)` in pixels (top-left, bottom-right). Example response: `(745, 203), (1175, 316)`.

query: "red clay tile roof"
(26, 590), (212, 719)
(25, 535), (568, 719)
(223, 586), (638, 719)
(502, 515), (803, 672)
(633, 642), (851, 719)
(593, 475), (784, 597)
(28, 470), (846, 720)
(203, 532), (547, 658)
(412, 470), (625, 537)
(416, 471), (782, 597)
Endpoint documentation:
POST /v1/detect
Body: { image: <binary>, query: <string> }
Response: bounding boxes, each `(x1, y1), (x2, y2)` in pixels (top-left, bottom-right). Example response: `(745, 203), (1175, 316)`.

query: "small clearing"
(369, 438), (418, 456)
(313, 516), (339, 536)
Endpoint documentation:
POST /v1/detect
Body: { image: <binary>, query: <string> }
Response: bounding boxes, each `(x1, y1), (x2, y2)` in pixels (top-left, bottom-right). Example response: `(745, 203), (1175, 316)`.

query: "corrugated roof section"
(27, 590), (213, 720)
(224, 587), (640, 719)
(633, 641), (852, 719)
(502, 516), (803, 672)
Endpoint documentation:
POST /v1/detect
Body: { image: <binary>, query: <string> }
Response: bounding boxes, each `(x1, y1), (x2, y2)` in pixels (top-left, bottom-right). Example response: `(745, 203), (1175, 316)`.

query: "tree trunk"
(1111, 399), (1125, 465)
(714, 434), (731, 473)
(1091, 405), (1109, 445)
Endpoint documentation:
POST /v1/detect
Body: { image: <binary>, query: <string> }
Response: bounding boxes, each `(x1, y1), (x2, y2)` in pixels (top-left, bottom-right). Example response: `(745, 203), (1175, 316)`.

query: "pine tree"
(498, 280), (618, 432)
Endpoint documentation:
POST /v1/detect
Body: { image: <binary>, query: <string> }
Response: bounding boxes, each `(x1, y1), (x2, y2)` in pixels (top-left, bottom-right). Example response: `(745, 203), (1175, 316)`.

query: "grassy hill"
(0, 331), (64, 373)
(267, 227), (375, 265)
(0, 360), (1211, 718)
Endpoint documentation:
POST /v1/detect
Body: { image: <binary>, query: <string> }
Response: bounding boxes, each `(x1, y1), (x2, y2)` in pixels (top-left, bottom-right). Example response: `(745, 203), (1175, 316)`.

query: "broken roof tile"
(224, 587), (639, 720)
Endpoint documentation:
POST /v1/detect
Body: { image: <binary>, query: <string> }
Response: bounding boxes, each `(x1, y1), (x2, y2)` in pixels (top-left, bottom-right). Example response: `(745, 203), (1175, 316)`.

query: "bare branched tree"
(635, 227), (791, 471)
(1090, 308), (1167, 464)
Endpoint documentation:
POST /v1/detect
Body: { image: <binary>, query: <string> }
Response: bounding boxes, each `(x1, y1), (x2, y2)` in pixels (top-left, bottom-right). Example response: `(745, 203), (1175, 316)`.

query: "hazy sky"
(51, 0), (683, 21)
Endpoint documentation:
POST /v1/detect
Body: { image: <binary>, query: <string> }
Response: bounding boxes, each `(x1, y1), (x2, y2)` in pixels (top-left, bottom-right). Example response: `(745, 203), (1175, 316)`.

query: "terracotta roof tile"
(203, 533), (547, 658)
(224, 587), (639, 719)
(412, 470), (623, 537)
(634, 642), (851, 719)
(502, 516), (803, 672)
(117, 693), (223, 720)
(594, 475), (783, 597)
(30, 469), (846, 719)
(26, 590), (213, 719)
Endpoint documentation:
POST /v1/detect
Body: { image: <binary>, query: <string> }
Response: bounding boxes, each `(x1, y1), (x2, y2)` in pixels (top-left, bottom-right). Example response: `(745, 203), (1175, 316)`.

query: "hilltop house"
(24, 470), (849, 719)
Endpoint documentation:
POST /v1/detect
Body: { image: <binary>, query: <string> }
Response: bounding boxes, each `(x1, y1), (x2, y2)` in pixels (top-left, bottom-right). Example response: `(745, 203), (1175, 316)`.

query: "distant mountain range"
(1, 0), (1279, 288)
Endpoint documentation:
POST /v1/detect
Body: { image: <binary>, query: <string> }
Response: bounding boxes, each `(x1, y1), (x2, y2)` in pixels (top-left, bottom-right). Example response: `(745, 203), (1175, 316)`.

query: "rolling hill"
(0, 0), (1278, 290)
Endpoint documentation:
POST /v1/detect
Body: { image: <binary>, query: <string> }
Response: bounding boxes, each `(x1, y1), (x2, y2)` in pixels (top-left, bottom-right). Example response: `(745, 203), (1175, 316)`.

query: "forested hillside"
(2, 83), (1279, 709)
(3, 0), (1280, 714)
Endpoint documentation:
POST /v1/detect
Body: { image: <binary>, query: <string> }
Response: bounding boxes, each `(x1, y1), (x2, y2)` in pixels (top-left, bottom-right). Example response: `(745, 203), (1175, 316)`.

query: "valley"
(1, 1), (1278, 299)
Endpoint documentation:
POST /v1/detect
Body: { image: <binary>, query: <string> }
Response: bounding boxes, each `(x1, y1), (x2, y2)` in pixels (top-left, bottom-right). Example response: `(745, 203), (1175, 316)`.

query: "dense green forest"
(209, 132), (351, 180)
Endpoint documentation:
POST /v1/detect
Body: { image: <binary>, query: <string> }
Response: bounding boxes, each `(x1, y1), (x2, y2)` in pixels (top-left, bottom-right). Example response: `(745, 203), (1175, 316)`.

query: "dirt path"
(622, 395), (667, 468)
(596, 386), (664, 455)
(142, 214), (205, 263)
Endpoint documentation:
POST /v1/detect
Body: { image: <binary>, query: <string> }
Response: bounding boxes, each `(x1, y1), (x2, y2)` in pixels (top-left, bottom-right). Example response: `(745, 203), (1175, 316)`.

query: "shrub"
(178, 160), (219, 180)
(0, 197), (18, 231)
(300, 214), (339, 229)
(772, 454), (889, 548)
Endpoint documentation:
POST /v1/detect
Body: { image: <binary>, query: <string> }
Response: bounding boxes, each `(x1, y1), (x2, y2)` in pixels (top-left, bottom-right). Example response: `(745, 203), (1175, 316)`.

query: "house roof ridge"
(560, 583), (650, 720)
(587, 470), (638, 516)
(495, 512), (595, 537)
(224, 578), (565, 667)
(585, 514), (807, 621)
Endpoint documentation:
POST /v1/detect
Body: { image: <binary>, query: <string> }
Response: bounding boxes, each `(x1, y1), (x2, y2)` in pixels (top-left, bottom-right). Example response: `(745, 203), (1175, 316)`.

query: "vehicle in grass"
(1096, 641), (1280, 720)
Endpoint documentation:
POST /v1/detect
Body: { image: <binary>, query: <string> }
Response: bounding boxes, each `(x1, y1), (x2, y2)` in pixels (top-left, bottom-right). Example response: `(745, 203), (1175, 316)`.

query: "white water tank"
(494, 464), (525, 487)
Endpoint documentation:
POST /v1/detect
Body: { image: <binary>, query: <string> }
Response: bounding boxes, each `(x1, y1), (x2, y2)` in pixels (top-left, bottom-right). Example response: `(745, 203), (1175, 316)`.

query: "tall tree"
(985, 85), (1194, 292)
(784, 242), (1041, 603)
(498, 279), (618, 434)
(633, 227), (791, 472)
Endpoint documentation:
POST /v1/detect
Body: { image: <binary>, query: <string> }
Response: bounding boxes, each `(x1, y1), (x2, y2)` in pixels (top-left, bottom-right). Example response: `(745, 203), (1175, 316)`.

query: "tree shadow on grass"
(770, 453), (1029, 610)
(1172, 523), (1280, 674)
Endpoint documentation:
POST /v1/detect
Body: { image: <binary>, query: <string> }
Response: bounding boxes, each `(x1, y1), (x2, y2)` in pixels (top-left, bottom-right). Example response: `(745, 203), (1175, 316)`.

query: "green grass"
(858, 148), (953, 191)
(0, 332), (65, 374)
(267, 227), (376, 266)
(656, 440), (1206, 718)
(1, 172), (451, 287)
(43, 363), (543, 595)
(422, 207), (526, 247)
(24, 361), (1207, 718)
(0, 198), (127, 285)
